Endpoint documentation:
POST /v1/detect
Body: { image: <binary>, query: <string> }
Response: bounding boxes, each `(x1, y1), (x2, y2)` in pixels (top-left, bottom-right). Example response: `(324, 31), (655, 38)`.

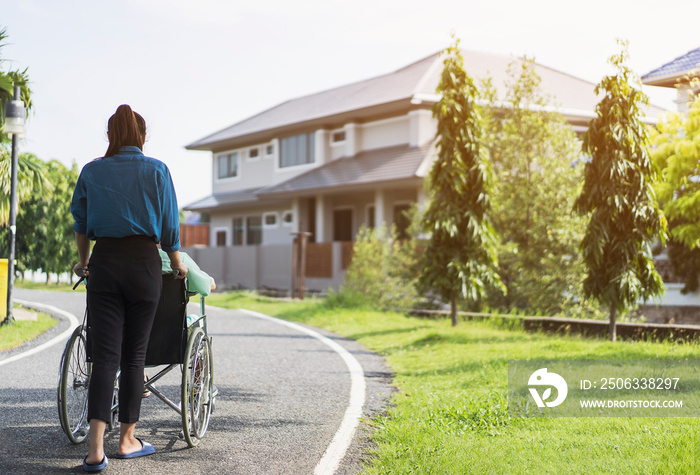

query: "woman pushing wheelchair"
(71, 104), (187, 472)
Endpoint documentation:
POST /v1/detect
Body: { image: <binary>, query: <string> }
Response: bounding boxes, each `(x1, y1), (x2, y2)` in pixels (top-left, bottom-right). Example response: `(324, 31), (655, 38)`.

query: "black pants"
(86, 236), (162, 424)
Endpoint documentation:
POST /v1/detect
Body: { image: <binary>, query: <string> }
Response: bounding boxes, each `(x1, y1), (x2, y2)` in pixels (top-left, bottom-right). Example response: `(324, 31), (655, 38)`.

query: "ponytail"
(104, 104), (144, 157)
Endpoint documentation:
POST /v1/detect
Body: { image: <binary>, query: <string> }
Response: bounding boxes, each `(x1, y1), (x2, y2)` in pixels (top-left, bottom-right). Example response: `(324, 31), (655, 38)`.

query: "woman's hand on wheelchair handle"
(73, 262), (89, 277)
(172, 261), (188, 279)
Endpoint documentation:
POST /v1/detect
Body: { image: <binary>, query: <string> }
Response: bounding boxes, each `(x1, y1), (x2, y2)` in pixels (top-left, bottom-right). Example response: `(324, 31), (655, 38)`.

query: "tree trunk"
(609, 306), (617, 342)
(450, 293), (458, 327)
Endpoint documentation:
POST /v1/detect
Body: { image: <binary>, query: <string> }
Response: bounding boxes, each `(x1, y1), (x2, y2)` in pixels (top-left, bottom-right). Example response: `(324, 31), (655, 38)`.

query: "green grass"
(0, 309), (57, 351)
(207, 291), (700, 474)
(14, 279), (86, 292)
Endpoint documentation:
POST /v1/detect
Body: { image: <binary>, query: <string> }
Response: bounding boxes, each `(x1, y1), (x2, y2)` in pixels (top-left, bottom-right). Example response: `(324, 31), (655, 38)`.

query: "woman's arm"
(159, 167), (181, 254)
(167, 251), (188, 279)
(73, 232), (91, 276)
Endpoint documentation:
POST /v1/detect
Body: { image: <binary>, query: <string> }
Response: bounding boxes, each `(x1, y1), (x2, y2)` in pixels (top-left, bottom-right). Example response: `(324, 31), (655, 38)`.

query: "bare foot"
(85, 451), (105, 465)
(118, 437), (144, 456)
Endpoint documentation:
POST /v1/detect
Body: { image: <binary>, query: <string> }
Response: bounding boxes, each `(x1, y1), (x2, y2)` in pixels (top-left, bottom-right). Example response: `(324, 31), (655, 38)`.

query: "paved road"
(0, 289), (394, 474)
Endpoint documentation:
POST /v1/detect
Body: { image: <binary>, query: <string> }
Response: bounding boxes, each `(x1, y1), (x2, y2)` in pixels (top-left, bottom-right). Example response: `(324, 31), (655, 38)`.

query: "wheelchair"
(57, 275), (215, 448)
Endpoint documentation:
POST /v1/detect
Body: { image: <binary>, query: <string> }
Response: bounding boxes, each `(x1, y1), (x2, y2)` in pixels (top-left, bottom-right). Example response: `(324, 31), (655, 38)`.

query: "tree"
(37, 160), (80, 282)
(419, 37), (504, 326)
(574, 40), (667, 341)
(650, 97), (700, 294)
(482, 58), (590, 316)
(0, 148), (50, 225)
(0, 26), (46, 228)
(651, 98), (700, 246)
(0, 158), (77, 281)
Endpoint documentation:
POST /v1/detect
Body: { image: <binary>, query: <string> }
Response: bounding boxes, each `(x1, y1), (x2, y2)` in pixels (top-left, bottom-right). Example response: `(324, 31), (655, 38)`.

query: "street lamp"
(3, 86), (26, 325)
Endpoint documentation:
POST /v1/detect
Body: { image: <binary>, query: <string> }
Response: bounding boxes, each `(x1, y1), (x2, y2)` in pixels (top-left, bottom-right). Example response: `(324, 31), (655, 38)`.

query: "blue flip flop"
(114, 437), (156, 459)
(82, 455), (108, 472)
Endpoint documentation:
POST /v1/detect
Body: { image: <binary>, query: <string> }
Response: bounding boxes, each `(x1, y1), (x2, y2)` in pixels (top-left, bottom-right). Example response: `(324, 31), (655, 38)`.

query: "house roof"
(185, 186), (276, 212)
(257, 144), (431, 198)
(642, 47), (700, 87)
(187, 50), (667, 152)
(184, 145), (430, 210)
(186, 54), (438, 152)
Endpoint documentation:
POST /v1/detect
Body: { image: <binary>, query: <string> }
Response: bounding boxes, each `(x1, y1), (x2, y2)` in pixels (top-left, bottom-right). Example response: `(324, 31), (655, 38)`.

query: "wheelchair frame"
(57, 276), (215, 448)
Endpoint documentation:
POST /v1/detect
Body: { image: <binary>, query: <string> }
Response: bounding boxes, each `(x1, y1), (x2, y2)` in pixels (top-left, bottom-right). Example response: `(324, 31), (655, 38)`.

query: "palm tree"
(0, 27), (32, 140)
(0, 26), (49, 226)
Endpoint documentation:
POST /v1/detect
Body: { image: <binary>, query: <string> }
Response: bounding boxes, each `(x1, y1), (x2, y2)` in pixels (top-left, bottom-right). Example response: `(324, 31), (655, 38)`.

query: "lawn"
(14, 279), (85, 292)
(0, 309), (57, 351)
(207, 291), (700, 474)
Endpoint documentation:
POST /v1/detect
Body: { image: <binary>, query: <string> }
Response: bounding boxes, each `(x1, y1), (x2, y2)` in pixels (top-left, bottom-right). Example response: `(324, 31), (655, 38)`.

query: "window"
(265, 144), (274, 157)
(282, 211), (293, 226)
(263, 212), (278, 228)
(333, 208), (353, 241)
(307, 198), (316, 243)
(331, 131), (346, 143)
(279, 132), (315, 168)
(248, 147), (260, 161)
(217, 152), (239, 179)
(394, 204), (411, 240)
(367, 205), (375, 229)
(215, 230), (227, 247)
(246, 216), (262, 245)
(232, 217), (244, 246)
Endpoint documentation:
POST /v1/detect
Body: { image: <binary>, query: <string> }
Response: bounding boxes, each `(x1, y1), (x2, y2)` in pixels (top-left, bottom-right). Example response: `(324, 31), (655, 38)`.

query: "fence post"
(291, 235), (298, 298)
(290, 232), (313, 299)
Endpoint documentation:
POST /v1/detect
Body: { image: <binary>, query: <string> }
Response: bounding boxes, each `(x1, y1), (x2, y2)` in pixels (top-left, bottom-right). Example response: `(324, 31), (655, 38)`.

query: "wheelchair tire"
(181, 326), (213, 447)
(107, 370), (120, 432)
(57, 325), (91, 444)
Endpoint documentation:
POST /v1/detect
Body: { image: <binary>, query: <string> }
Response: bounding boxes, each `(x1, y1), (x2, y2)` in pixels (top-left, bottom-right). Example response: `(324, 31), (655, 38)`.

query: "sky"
(2, 0), (698, 209)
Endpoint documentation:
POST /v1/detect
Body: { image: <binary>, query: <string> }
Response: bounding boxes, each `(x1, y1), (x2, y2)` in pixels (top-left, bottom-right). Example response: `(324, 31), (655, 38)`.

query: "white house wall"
(211, 137), (318, 195)
(210, 213), (232, 246)
(408, 109), (436, 147)
(211, 112), (430, 196)
(360, 116), (410, 151)
(209, 205), (295, 247)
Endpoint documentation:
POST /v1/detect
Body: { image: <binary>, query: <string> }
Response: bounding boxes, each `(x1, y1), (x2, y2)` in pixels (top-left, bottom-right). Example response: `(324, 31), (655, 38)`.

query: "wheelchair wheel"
(181, 326), (213, 447)
(57, 325), (91, 444)
(107, 370), (120, 432)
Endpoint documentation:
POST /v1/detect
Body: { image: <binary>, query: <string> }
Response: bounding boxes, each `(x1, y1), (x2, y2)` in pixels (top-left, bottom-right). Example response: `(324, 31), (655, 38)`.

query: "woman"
(71, 104), (188, 472)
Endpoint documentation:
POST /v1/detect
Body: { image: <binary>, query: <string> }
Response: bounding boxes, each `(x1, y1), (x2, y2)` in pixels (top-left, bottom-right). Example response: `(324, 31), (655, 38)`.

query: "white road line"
(235, 308), (366, 475)
(0, 300), (80, 368)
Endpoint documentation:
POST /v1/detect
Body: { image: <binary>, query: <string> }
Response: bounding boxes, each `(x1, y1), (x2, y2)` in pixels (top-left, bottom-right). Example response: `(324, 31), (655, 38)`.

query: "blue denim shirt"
(71, 146), (181, 253)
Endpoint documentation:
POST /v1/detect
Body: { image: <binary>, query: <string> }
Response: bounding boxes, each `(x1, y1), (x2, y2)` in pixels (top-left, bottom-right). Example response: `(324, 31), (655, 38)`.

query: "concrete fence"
(182, 242), (349, 293)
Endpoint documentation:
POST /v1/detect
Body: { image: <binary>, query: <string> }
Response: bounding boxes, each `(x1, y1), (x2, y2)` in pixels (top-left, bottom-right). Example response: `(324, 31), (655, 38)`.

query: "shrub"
(339, 222), (420, 309)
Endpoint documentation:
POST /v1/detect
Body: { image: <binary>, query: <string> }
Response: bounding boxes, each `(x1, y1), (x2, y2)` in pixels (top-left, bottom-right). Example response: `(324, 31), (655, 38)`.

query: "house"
(183, 50), (665, 293)
(642, 47), (700, 112)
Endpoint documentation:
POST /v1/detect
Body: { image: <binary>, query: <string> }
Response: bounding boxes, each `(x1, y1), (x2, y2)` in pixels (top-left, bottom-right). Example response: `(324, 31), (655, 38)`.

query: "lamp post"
(3, 85), (26, 325)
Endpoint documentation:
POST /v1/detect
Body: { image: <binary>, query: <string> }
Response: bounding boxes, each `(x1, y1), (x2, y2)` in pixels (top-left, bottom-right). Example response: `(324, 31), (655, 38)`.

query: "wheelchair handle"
(73, 274), (87, 290)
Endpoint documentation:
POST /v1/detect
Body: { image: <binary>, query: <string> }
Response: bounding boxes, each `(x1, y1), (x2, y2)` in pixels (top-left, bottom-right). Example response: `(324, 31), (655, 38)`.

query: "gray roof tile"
(189, 50), (667, 151)
(187, 55), (436, 150)
(643, 47), (700, 80)
(185, 186), (267, 211)
(257, 144), (430, 197)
